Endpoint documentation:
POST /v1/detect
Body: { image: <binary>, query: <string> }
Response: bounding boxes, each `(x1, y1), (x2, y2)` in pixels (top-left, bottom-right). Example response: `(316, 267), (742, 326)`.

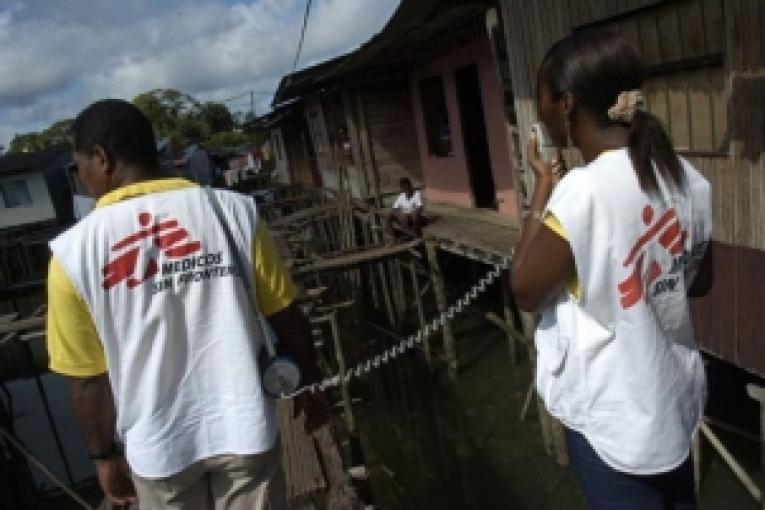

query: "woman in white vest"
(511, 30), (713, 509)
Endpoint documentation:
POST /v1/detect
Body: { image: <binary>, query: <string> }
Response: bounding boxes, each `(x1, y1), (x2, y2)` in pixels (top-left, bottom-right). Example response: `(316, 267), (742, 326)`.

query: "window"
(1, 179), (33, 208)
(419, 76), (453, 157)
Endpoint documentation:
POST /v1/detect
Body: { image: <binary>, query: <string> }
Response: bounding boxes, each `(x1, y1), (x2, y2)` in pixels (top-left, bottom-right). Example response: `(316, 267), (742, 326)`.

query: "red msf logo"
(617, 205), (686, 309)
(102, 212), (202, 290)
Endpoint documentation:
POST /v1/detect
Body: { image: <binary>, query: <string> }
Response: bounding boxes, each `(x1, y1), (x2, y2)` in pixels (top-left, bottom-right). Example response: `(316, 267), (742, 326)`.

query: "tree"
(132, 89), (240, 148)
(176, 115), (205, 144)
(200, 102), (234, 134)
(7, 118), (73, 154)
(133, 89), (195, 138)
(43, 119), (73, 145)
(206, 131), (250, 149)
(8, 133), (42, 153)
(7, 89), (245, 156)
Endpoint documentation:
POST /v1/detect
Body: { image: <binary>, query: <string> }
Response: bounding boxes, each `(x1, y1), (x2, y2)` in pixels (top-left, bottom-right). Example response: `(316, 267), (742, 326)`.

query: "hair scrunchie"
(607, 90), (645, 123)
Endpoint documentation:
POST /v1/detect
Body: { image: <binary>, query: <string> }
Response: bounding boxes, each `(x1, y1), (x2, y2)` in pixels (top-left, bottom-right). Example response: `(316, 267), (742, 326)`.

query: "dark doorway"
(455, 64), (496, 209)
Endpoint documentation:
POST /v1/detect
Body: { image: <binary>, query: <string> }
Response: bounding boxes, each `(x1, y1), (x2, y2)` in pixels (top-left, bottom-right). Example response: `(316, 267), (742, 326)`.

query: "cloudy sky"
(0, 0), (400, 149)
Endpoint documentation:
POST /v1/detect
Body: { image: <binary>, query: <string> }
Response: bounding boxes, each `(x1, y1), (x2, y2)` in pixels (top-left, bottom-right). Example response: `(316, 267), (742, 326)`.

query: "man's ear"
(92, 145), (113, 175)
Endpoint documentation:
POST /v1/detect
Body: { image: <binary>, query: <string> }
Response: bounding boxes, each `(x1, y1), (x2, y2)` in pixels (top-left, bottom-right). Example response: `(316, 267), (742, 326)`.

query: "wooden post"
(692, 432), (702, 494)
(329, 311), (355, 432)
(370, 217), (397, 327)
(392, 259), (406, 325)
(501, 270), (518, 363)
(747, 383), (765, 470)
(409, 259), (430, 366)
(536, 394), (555, 457)
(354, 89), (380, 207)
(363, 219), (381, 309)
(700, 421), (764, 506)
(519, 309), (555, 458)
(551, 418), (569, 467)
(426, 241), (457, 378)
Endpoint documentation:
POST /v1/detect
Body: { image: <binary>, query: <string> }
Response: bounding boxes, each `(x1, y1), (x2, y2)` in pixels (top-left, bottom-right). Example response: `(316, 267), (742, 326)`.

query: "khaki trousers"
(131, 444), (286, 510)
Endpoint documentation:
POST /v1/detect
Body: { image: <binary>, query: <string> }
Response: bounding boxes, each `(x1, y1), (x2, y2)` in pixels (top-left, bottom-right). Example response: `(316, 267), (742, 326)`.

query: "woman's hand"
(527, 134), (566, 185)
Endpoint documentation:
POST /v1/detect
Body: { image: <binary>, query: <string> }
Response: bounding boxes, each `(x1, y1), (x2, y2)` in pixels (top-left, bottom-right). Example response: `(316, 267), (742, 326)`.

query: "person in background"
(385, 177), (423, 242)
(510, 31), (713, 510)
(47, 99), (329, 509)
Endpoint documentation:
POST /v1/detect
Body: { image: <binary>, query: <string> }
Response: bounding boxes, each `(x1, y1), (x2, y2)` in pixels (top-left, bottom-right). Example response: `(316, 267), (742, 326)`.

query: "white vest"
(50, 187), (277, 478)
(536, 149), (712, 474)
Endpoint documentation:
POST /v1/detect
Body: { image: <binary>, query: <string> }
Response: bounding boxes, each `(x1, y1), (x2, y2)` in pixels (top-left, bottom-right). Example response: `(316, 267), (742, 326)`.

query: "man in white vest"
(46, 99), (328, 509)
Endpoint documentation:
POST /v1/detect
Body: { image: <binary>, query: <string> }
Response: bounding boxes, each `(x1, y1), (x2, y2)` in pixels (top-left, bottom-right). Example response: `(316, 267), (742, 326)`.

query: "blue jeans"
(566, 428), (698, 510)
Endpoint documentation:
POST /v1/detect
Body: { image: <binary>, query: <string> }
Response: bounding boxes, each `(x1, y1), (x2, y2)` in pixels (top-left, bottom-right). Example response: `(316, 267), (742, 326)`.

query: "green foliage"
(200, 102), (234, 134)
(132, 89), (243, 148)
(206, 130), (250, 149)
(8, 89), (250, 155)
(8, 118), (73, 154)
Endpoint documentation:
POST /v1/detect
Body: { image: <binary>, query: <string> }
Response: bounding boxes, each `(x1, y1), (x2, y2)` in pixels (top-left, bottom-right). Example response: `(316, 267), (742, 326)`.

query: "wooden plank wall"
(283, 122), (317, 188)
(304, 97), (335, 191)
(500, 0), (765, 375)
(360, 77), (423, 195)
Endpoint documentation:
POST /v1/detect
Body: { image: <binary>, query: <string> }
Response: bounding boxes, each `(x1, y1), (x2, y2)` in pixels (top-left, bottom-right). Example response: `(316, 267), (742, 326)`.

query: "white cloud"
(0, 0), (400, 149)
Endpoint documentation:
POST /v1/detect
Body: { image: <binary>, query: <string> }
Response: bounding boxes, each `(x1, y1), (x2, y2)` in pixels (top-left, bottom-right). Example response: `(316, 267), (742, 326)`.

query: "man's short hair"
(399, 177), (412, 188)
(71, 99), (159, 171)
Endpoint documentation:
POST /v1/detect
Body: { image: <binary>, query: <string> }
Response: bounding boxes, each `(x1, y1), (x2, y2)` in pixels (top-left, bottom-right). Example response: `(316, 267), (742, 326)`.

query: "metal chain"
(282, 252), (511, 399)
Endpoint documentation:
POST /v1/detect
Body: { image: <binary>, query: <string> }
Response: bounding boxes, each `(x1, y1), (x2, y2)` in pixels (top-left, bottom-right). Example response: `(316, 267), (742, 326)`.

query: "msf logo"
(102, 212), (202, 290)
(617, 204), (686, 309)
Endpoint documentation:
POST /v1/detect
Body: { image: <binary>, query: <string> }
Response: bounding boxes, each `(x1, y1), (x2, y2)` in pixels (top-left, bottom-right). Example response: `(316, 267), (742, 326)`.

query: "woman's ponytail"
(627, 109), (682, 191)
(537, 30), (684, 192)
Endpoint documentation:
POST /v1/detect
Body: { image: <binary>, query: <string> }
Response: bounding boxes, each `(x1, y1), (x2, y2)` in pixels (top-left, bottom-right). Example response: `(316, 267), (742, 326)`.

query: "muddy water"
(354, 318), (764, 509)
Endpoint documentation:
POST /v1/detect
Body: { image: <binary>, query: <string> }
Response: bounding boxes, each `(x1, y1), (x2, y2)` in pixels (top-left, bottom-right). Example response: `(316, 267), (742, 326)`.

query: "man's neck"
(110, 164), (161, 191)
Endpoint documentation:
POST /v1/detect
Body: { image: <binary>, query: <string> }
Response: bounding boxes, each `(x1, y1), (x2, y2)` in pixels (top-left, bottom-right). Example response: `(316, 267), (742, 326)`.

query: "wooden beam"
(292, 240), (421, 275)
(0, 317), (45, 335)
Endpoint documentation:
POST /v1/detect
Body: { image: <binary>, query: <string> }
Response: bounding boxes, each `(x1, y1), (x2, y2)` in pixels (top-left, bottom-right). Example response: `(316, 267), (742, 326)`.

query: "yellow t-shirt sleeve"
(46, 257), (107, 377)
(253, 219), (297, 316)
(543, 212), (582, 301)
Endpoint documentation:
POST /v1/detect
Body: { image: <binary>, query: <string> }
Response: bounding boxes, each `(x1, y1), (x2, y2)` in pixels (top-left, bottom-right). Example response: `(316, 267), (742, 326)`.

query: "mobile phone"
(530, 122), (558, 163)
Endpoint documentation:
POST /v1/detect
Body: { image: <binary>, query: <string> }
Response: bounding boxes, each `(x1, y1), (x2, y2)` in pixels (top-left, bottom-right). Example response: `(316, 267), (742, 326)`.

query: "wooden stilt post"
(692, 432), (702, 494)
(747, 383), (765, 470)
(369, 217), (396, 327)
(409, 259), (430, 366)
(375, 260), (396, 328)
(426, 241), (457, 379)
(329, 311), (355, 432)
(501, 270), (518, 363)
(700, 421), (764, 507)
(363, 220), (381, 309)
(393, 259), (406, 325)
(520, 310), (555, 458)
(536, 394), (555, 456)
(551, 418), (569, 466)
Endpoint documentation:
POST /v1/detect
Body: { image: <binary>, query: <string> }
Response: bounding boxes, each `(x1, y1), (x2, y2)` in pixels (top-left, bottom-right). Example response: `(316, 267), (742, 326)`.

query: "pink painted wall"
(410, 36), (519, 218)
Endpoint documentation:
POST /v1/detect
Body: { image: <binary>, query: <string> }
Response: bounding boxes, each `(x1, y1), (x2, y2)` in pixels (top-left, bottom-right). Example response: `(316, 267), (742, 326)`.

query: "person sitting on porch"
(385, 177), (423, 242)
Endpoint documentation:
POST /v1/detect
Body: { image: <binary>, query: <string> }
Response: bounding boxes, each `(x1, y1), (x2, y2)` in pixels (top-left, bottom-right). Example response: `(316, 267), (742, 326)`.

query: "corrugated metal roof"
(272, 55), (349, 106)
(272, 0), (492, 104)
